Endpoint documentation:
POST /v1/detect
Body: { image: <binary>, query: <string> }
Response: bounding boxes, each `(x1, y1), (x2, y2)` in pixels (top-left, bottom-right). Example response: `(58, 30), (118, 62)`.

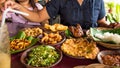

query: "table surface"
(7, 22), (113, 68)
(11, 46), (109, 68)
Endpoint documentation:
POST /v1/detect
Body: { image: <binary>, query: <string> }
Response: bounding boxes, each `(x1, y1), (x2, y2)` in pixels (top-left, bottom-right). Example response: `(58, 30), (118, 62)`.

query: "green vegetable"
(10, 36), (16, 41)
(28, 57), (34, 65)
(106, 2), (120, 23)
(16, 31), (26, 39)
(27, 36), (34, 41)
(65, 29), (72, 38)
(115, 4), (120, 22)
(27, 45), (60, 67)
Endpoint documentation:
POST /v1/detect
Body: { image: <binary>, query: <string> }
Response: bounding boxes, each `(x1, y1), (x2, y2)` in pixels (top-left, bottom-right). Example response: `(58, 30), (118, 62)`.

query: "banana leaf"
(64, 29), (73, 38)
(10, 31), (26, 41)
(90, 28), (120, 43)
(10, 31), (38, 54)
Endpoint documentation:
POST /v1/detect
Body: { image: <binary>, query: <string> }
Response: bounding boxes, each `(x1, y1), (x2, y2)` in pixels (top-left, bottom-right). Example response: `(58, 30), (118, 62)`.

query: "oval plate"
(10, 31), (38, 54)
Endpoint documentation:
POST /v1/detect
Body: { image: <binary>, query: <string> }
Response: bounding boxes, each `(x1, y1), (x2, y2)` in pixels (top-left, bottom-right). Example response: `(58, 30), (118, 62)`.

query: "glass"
(0, 24), (10, 68)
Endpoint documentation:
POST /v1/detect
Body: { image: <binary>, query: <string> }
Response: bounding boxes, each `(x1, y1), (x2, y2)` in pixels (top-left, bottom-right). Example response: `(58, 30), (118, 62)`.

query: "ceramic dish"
(61, 38), (99, 59)
(37, 32), (66, 46)
(21, 45), (63, 68)
(97, 50), (120, 67)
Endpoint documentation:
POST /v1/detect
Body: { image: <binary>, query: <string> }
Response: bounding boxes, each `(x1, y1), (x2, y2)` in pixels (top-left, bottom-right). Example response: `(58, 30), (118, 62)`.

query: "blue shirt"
(46, 0), (105, 29)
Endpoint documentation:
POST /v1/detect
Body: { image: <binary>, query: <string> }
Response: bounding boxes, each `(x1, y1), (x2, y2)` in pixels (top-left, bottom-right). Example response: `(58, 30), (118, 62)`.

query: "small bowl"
(21, 45), (63, 68)
(97, 50), (120, 66)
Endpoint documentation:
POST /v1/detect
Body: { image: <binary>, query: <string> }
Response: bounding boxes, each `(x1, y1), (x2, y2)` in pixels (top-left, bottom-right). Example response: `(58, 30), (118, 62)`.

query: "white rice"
(95, 32), (120, 44)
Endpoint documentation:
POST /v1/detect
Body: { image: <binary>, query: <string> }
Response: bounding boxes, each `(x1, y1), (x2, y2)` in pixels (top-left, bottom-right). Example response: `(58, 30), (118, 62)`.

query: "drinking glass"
(0, 23), (10, 68)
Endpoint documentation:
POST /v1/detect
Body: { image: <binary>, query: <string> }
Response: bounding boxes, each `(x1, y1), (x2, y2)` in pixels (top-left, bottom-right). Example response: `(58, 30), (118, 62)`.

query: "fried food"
(69, 24), (84, 37)
(61, 38), (99, 59)
(41, 32), (62, 44)
(23, 27), (43, 37)
(44, 24), (68, 32)
(10, 39), (31, 50)
(102, 55), (120, 66)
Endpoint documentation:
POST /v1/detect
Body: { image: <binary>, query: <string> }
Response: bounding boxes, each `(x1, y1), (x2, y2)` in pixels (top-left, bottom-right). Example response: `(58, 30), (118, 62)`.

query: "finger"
(114, 24), (120, 29)
(4, 1), (15, 9)
(12, 4), (21, 10)
(1, 7), (5, 12)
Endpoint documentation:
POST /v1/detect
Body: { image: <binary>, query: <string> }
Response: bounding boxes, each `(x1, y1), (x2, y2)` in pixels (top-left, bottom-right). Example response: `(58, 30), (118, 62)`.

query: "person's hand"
(108, 23), (118, 28)
(107, 23), (120, 28)
(114, 23), (120, 29)
(4, 0), (21, 10)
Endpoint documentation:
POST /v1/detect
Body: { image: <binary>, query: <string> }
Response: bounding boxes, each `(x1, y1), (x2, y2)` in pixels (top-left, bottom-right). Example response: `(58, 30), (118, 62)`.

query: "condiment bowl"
(97, 50), (120, 66)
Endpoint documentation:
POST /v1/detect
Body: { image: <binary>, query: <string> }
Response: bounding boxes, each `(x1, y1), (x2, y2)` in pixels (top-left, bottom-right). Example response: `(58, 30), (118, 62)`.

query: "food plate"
(97, 50), (120, 66)
(21, 27), (43, 37)
(63, 52), (86, 59)
(10, 31), (37, 54)
(44, 23), (68, 32)
(86, 27), (112, 38)
(61, 37), (99, 59)
(37, 32), (66, 46)
(88, 27), (120, 49)
(20, 45), (63, 68)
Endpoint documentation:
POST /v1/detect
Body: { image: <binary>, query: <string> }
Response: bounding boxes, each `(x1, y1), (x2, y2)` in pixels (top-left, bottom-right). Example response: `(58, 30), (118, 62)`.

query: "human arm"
(5, 0), (50, 22)
(0, 11), (2, 21)
(0, 0), (5, 21)
(97, 17), (110, 27)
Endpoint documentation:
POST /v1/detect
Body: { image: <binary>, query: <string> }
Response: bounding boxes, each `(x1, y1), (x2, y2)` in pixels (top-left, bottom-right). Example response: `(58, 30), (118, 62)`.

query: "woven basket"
(86, 27), (120, 49)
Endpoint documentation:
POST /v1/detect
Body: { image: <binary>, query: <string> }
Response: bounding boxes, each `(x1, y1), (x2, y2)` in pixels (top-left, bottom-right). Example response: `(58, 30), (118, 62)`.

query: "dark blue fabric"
(46, 0), (105, 29)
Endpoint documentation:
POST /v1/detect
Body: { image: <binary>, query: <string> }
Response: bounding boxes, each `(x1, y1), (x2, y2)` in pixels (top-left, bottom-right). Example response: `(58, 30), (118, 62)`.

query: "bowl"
(87, 27), (120, 49)
(97, 50), (120, 66)
(61, 37), (99, 59)
(21, 45), (62, 68)
(37, 32), (66, 46)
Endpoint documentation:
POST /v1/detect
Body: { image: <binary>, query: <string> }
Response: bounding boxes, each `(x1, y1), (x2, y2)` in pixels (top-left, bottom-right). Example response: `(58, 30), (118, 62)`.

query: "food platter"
(20, 45), (63, 68)
(10, 31), (37, 54)
(86, 27), (112, 38)
(37, 32), (66, 46)
(87, 27), (120, 49)
(62, 51), (86, 59)
(61, 37), (99, 59)
(10, 23), (120, 68)
(44, 23), (68, 32)
(21, 27), (43, 37)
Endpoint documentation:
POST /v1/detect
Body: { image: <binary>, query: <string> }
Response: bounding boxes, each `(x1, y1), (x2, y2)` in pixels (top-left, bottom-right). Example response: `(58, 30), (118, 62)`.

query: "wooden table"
(8, 22), (113, 68)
